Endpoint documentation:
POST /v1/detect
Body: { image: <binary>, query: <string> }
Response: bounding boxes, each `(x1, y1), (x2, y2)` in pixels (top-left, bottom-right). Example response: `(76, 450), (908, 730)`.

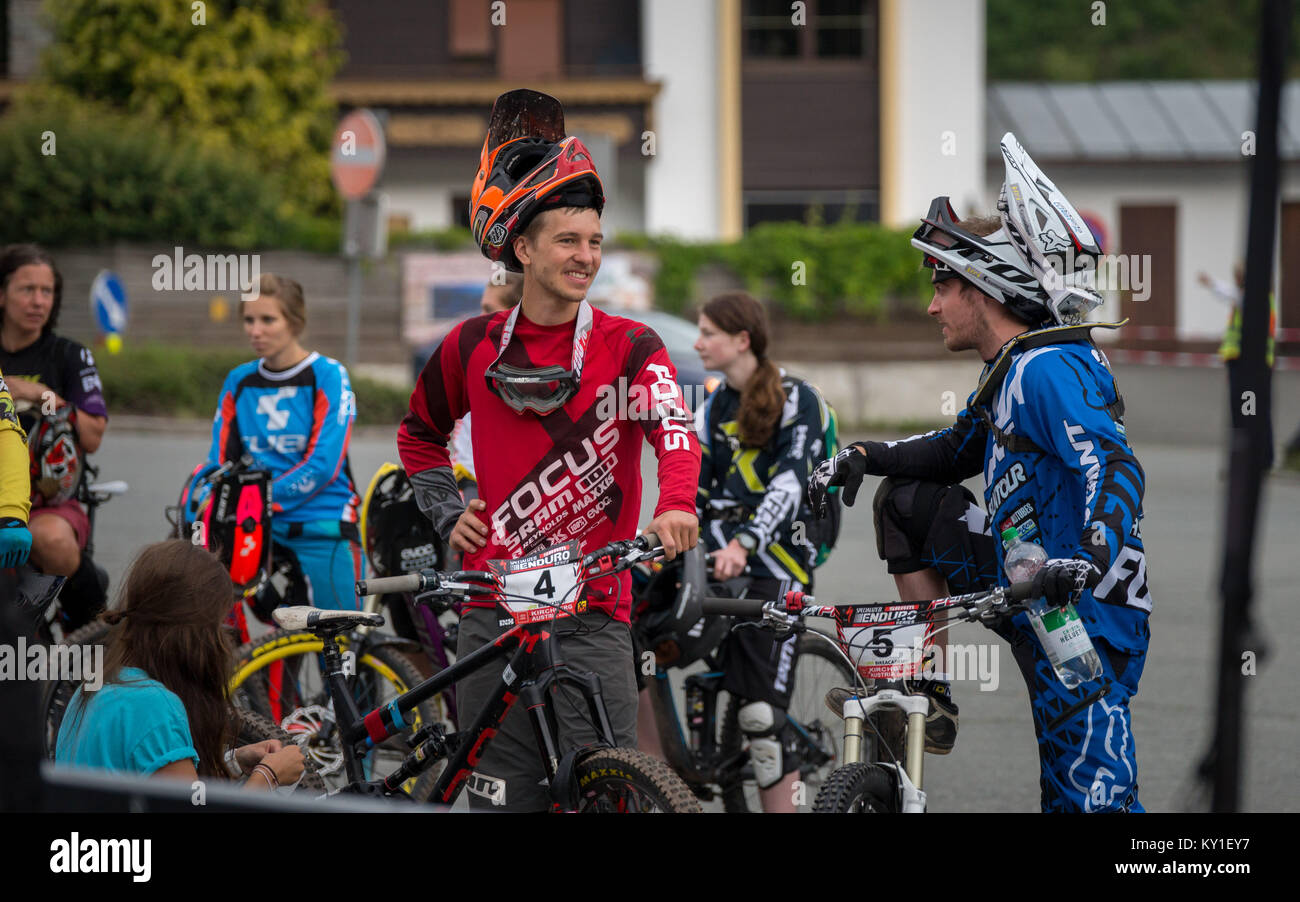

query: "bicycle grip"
(1007, 580), (1035, 602)
(356, 574), (423, 596)
(639, 531), (659, 550)
(700, 596), (766, 617)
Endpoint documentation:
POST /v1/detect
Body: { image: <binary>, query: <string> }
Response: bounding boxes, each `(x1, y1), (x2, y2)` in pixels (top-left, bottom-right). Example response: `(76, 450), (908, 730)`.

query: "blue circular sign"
(90, 270), (128, 335)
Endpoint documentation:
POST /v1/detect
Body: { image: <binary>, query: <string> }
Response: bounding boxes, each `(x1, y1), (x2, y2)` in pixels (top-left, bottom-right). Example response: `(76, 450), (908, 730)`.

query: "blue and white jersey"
(209, 352), (359, 524)
(867, 335), (1151, 655)
(981, 341), (1150, 651)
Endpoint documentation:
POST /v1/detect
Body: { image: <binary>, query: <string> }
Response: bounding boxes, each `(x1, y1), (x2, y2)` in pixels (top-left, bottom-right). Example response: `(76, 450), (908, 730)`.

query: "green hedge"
(0, 104), (287, 249)
(96, 343), (410, 427)
(618, 222), (932, 322)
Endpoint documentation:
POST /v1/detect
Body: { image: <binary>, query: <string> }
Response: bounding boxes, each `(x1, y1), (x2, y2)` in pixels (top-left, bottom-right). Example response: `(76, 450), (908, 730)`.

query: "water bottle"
(1001, 527), (1103, 689)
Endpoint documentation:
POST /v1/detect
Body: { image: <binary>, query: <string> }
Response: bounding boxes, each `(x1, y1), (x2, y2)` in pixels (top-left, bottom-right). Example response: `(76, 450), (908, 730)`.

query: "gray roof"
(987, 81), (1300, 161)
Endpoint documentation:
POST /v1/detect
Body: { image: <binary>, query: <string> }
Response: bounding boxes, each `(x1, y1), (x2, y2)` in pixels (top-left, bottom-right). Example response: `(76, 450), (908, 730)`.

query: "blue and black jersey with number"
(694, 372), (829, 586)
(209, 352), (359, 524)
(867, 336), (1151, 655)
(866, 333), (1152, 811)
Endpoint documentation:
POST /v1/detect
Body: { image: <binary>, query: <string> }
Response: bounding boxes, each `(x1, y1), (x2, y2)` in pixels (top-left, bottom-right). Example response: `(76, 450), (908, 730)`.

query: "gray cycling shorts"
(455, 607), (639, 812)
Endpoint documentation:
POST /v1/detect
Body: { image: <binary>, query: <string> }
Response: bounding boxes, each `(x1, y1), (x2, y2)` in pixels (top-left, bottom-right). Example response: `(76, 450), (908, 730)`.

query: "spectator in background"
(1198, 264), (1278, 469)
(448, 272), (524, 491)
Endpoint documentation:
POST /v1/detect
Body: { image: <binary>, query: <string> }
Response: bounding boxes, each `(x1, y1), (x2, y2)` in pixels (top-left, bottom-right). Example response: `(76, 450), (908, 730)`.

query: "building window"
(744, 191), (878, 229)
(744, 0), (873, 61)
(744, 0), (800, 58)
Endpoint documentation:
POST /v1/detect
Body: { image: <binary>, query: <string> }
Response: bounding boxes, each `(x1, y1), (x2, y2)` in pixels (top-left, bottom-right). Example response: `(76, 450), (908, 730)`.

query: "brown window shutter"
(451, 0), (493, 57)
(498, 0), (563, 80)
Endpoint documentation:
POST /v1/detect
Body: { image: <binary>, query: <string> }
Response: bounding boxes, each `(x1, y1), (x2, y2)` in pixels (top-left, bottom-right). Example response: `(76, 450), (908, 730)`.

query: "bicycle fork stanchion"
(843, 692), (930, 813)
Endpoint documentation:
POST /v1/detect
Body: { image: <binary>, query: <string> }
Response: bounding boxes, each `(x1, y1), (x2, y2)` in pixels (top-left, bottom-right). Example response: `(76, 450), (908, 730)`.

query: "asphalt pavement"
(86, 361), (1299, 812)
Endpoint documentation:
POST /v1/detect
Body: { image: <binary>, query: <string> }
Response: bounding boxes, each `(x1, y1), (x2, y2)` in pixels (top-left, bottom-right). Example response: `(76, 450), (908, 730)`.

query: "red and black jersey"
(398, 305), (701, 622)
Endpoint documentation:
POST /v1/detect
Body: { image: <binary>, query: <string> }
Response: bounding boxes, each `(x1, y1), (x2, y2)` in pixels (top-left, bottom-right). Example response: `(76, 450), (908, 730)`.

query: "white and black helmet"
(912, 132), (1103, 326)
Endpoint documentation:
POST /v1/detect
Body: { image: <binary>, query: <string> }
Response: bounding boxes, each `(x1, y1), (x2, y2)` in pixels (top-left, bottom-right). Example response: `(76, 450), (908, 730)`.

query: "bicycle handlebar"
(355, 532), (663, 598)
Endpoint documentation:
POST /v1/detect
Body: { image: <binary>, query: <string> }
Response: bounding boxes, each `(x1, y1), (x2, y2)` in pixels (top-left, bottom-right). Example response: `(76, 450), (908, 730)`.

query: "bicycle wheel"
(41, 620), (112, 759)
(573, 747), (703, 813)
(229, 631), (449, 800)
(719, 631), (856, 812)
(229, 707), (327, 794)
(811, 762), (897, 813)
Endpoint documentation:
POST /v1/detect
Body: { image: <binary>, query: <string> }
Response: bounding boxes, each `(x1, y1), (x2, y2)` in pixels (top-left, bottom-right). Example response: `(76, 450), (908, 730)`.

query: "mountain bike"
(294, 532), (701, 811)
(632, 548), (855, 811)
(695, 583), (1034, 813)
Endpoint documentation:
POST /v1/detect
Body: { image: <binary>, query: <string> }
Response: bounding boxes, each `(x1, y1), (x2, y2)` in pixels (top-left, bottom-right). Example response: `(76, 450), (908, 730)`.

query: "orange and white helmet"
(469, 90), (605, 272)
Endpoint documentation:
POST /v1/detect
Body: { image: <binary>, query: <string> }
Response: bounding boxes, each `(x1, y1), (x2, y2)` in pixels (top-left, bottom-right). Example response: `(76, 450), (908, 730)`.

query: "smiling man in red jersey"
(397, 94), (700, 811)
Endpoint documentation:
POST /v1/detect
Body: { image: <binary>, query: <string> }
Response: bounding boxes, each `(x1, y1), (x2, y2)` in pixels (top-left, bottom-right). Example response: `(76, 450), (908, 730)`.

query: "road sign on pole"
(331, 109), (386, 201)
(331, 108), (388, 371)
(90, 270), (128, 354)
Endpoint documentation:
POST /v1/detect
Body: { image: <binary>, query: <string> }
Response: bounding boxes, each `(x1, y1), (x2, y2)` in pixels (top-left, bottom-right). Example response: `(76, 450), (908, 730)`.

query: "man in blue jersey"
(810, 134), (1152, 813)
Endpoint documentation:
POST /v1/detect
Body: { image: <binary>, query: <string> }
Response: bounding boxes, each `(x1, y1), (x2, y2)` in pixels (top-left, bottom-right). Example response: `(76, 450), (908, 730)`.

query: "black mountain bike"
(287, 533), (700, 811)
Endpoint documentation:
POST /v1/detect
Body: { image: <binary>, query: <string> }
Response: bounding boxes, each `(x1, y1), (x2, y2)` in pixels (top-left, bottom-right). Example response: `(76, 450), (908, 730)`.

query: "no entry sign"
(331, 109), (386, 200)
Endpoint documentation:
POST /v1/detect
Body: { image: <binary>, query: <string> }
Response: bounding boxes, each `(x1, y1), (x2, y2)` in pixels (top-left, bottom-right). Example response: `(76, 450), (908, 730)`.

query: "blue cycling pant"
(272, 520), (363, 611)
(1003, 616), (1146, 812)
(873, 476), (1149, 813)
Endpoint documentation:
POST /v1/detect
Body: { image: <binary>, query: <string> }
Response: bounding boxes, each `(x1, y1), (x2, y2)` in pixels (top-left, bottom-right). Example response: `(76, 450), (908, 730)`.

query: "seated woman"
(56, 539), (304, 789)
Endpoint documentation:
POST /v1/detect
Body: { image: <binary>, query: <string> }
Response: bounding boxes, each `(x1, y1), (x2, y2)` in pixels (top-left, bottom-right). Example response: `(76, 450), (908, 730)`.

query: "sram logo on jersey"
(491, 417), (620, 555)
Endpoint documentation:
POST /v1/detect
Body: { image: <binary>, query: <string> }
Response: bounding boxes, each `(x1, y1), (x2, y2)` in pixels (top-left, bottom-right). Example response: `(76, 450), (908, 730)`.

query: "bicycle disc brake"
(280, 704), (344, 775)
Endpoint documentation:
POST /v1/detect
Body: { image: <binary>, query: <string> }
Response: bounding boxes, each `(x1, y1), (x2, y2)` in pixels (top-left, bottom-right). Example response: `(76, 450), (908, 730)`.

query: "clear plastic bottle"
(1001, 527), (1103, 689)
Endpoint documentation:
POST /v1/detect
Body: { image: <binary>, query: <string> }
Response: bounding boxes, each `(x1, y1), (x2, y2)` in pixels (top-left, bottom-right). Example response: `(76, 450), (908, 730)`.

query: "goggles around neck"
(484, 300), (594, 415)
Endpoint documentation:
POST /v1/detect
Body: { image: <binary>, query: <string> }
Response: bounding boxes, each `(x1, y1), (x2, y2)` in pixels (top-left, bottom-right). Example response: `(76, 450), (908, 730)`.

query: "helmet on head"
(468, 90), (605, 273)
(360, 463), (442, 578)
(911, 132), (1103, 326)
(634, 547), (730, 669)
(28, 408), (82, 505)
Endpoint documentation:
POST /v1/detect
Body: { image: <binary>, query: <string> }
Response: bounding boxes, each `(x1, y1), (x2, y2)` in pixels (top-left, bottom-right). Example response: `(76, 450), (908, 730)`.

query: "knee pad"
(738, 701), (785, 789)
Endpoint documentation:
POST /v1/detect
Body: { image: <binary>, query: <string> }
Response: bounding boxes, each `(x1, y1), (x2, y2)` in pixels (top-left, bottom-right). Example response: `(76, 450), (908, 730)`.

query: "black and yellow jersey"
(694, 371), (829, 586)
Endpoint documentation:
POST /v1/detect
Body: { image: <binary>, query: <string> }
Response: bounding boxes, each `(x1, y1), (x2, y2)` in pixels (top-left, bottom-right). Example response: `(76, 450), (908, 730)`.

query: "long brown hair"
(702, 293), (785, 448)
(72, 540), (235, 778)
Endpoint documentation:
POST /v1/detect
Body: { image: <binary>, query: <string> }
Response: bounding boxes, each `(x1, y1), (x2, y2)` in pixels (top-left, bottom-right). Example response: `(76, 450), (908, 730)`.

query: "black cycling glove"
(1030, 558), (1102, 608)
(808, 442), (873, 518)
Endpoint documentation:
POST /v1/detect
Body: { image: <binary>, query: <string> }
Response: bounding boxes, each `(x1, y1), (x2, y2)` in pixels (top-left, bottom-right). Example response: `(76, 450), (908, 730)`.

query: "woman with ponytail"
(692, 292), (831, 812)
(56, 540), (304, 789)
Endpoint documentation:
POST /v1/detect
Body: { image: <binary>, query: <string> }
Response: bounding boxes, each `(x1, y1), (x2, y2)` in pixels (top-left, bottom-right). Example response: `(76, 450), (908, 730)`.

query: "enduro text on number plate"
(840, 602), (937, 679)
(489, 541), (582, 624)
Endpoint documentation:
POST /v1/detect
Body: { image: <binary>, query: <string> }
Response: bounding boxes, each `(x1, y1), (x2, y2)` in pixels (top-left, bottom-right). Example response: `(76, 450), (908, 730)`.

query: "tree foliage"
(33, 0), (343, 217)
(987, 0), (1300, 80)
(0, 102), (284, 248)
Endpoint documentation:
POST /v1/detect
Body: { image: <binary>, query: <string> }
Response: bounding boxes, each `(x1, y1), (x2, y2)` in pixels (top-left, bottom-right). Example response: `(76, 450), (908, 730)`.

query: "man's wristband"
(735, 530), (758, 554)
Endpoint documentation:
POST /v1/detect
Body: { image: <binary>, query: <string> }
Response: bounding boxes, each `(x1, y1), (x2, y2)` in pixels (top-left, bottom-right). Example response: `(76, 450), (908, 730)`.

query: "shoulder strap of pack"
(969, 320), (1126, 410)
(968, 320), (1127, 457)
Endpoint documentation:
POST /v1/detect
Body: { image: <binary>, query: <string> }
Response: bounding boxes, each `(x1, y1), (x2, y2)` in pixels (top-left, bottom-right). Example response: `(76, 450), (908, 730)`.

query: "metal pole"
(1208, 0), (1290, 813)
(344, 198), (361, 372)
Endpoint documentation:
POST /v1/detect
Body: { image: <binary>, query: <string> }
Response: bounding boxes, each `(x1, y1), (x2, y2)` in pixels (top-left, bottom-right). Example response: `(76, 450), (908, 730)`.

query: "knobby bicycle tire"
(718, 632), (856, 813)
(41, 619), (112, 759)
(228, 630), (448, 801)
(230, 707), (327, 794)
(573, 747), (702, 813)
(811, 762), (897, 813)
